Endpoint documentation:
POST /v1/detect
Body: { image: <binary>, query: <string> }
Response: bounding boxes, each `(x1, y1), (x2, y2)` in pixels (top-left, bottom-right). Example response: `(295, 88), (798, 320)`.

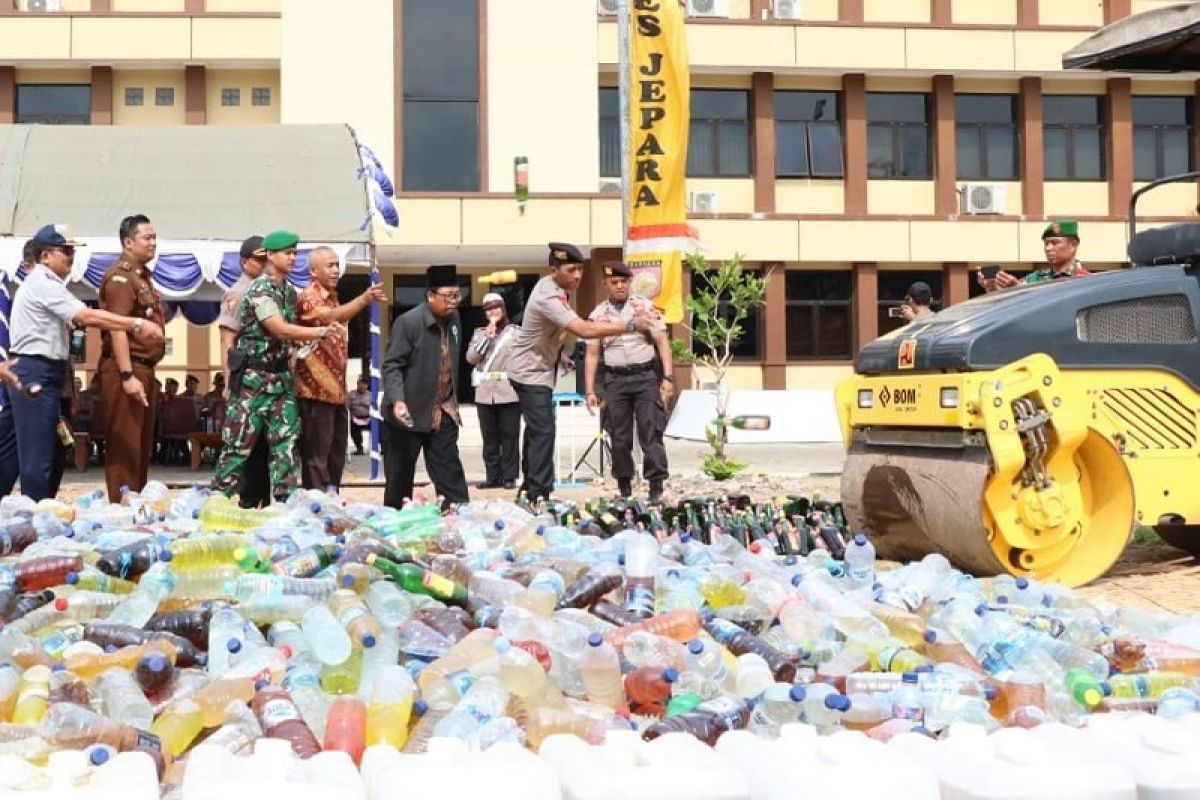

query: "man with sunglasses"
(9, 223), (164, 501)
(98, 213), (167, 502)
(216, 235), (271, 508)
(381, 264), (469, 508)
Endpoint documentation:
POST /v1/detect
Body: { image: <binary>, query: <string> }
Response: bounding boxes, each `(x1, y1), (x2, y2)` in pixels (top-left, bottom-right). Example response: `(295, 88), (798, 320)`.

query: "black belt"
(10, 353), (66, 367)
(606, 361), (655, 376)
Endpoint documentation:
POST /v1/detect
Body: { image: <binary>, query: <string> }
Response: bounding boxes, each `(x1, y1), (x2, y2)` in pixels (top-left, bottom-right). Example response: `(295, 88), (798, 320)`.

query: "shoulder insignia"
(112, 275), (128, 284)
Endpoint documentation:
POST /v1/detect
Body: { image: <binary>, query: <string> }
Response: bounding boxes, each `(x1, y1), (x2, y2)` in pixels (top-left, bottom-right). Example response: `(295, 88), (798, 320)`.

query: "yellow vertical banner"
(625, 0), (698, 324)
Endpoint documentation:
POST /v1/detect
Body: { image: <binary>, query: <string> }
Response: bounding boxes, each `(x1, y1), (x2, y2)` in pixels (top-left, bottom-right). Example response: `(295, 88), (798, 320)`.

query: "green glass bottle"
(367, 556), (468, 607)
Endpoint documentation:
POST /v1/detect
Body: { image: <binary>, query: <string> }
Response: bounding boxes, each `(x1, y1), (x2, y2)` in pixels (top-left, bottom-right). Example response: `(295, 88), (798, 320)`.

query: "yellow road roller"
(836, 221), (1200, 587)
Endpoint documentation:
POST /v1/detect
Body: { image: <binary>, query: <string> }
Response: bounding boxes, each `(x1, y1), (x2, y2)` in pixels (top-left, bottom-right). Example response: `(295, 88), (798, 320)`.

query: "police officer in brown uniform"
(583, 261), (673, 503)
(98, 214), (166, 501)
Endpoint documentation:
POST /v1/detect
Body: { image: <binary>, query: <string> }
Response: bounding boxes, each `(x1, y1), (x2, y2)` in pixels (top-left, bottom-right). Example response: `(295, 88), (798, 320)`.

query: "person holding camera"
(897, 281), (935, 322)
(466, 292), (521, 490)
(978, 220), (1091, 292)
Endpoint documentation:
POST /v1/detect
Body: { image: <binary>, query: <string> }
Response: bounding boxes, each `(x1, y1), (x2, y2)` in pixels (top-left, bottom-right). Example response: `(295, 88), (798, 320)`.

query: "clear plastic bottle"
(328, 589), (383, 649)
(301, 604), (353, 666)
(282, 661), (331, 740)
(365, 580), (414, 628)
(105, 561), (178, 628)
(843, 534), (876, 589)
(198, 496), (276, 533)
(890, 672), (924, 721)
(402, 700), (447, 754)
(323, 695), (367, 765)
(432, 675), (510, 743)
(581, 632), (626, 710)
(38, 702), (153, 751)
(192, 676), (256, 727)
(320, 647), (362, 695)
(168, 534), (250, 571)
(415, 628), (499, 692)
(66, 570), (137, 595)
(801, 682), (851, 731)
(150, 698), (204, 759)
(10, 665), (51, 725)
(623, 532), (659, 618)
(684, 637), (730, 686)
(365, 664), (414, 748)
(251, 685), (322, 758)
(96, 667), (154, 729)
(735, 652), (775, 700)
(748, 682), (806, 735)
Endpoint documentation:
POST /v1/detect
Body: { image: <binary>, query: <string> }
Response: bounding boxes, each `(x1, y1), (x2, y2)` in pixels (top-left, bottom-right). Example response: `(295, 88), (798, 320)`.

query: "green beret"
(1042, 220), (1079, 239)
(262, 230), (300, 251)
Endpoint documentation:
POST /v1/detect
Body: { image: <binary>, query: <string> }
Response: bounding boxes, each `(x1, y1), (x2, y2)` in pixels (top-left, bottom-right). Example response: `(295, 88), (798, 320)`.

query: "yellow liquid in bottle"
(151, 699), (204, 759)
(10, 666), (50, 725)
(321, 648), (362, 695)
(365, 697), (412, 748)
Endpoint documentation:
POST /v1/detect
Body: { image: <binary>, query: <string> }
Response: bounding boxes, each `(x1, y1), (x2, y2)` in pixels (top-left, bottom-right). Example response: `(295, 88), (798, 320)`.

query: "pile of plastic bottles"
(0, 480), (1197, 794)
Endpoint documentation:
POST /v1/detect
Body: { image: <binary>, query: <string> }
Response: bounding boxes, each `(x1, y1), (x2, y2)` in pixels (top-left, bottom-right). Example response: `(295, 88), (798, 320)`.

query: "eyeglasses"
(435, 291), (462, 301)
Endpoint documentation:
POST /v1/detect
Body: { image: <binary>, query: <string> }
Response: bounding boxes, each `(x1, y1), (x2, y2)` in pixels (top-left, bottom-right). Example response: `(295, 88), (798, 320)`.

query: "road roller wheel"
(987, 430), (1134, 586)
(1152, 525), (1200, 558)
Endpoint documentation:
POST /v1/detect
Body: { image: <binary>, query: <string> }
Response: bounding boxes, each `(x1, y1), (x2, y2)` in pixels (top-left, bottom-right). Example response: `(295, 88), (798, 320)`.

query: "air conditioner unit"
(597, 0), (618, 14)
(598, 179), (623, 195)
(689, 190), (720, 215)
(687, 0), (729, 18)
(21, 0), (62, 10)
(960, 183), (1006, 214)
(773, 0), (802, 19)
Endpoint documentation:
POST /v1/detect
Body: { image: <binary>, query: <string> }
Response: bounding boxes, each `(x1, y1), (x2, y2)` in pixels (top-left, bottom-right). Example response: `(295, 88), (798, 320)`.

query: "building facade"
(1, 0), (1193, 393)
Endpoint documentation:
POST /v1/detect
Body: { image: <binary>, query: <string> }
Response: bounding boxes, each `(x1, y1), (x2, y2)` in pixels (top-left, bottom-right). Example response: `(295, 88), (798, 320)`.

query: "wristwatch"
(131, 318), (144, 336)
(624, 318), (636, 333)
(119, 370), (134, 381)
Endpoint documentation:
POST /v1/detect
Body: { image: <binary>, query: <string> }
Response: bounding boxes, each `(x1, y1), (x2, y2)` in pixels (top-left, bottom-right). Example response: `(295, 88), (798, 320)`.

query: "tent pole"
(369, 243), (382, 482)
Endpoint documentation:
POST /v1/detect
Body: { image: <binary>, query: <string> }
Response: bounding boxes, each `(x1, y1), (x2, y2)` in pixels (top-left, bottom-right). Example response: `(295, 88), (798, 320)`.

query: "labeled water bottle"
(891, 672), (924, 721)
(301, 604), (353, 666)
(843, 534), (876, 589)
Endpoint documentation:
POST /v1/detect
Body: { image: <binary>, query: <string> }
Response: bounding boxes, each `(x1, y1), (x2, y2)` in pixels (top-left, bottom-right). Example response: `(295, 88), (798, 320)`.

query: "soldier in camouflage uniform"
(211, 231), (343, 502)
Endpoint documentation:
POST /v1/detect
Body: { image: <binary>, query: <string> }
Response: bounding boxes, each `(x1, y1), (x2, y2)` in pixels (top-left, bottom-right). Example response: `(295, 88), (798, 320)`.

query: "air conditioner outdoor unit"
(598, 179), (623, 195)
(597, 0), (619, 14)
(21, 0), (62, 10)
(773, 0), (802, 19)
(960, 183), (1006, 214)
(687, 0), (729, 18)
(689, 190), (720, 214)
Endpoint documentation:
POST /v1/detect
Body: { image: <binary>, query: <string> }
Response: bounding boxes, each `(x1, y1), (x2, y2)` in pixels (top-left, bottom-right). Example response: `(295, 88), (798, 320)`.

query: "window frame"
(15, 84), (91, 125)
(784, 270), (854, 361)
(599, 87), (620, 178)
(693, 267), (764, 362)
(1132, 95), (1194, 182)
(154, 87), (174, 107)
(220, 88), (241, 107)
(774, 90), (843, 179)
(954, 93), (1018, 181)
(1043, 95), (1106, 182)
(124, 86), (144, 107)
(866, 92), (932, 180)
(687, 89), (752, 179)
(251, 87), (272, 107)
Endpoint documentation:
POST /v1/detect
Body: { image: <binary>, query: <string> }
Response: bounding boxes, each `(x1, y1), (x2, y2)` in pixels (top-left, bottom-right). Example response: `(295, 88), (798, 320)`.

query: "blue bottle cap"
(504, 549), (516, 562)
(902, 672), (918, 683)
(974, 603), (988, 616)
(782, 555), (798, 566)
(984, 685), (998, 701)
(145, 654), (169, 673)
(853, 533), (867, 546)
(913, 726), (933, 737)
(104, 644), (117, 653)
(494, 636), (511, 653)
(362, 634), (377, 648)
(687, 639), (704, 655)
(341, 574), (355, 588)
(1015, 577), (1029, 590)
(680, 533), (692, 543)
(63, 524), (74, 538)
(915, 664), (935, 674)
(1101, 681), (1113, 696)
(701, 611), (715, 624)
(227, 638), (242, 654)
(494, 520), (505, 531)
(413, 699), (429, 715)
(536, 525), (546, 536)
(789, 685), (807, 703)
(88, 747), (111, 766)
(995, 595), (1008, 604)
(617, 553), (626, 566)
(826, 693), (851, 712)
(66, 572), (79, 585)
(923, 629), (937, 643)
(51, 662), (65, 672)
(309, 502), (321, 514)
(662, 668), (679, 683)
(666, 569), (681, 579)
(254, 679), (268, 691)
(587, 633), (603, 647)
(120, 485), (130, 495)
(195, 652), (209, 668)
(192, 509), (201, 519)
(159, 549), (172, 562)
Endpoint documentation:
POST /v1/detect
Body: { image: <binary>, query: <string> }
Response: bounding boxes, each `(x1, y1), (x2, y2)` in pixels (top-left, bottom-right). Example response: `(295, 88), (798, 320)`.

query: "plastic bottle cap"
(789, 685), (807, 702)
(494, 520), (505, 530)
(89, 748), (111, 766)
(63, 525), (74, 538)
(361, 634), (376, 648)
(54, 598), (68, 612)
(902, 672), (919, 683)
(915, 664), (934, 674)
(913, 726), (933, 737)
(365, 554), (377, 565)
(749, 541), (763, 554)
(309, 502), (321, 513)
(853, 533), (867, 546)
(413, 699), (429, 715)
(504, 549), (516, 562)
(146, 654), (168, 673)
(679, 533), (692, 543)
(104, 644), (117, 653)
(587, 633), (604, 647)
(192, 509), (200, 519)
(662, 667), (679, 683)
(995, 595), (1008, 604)
(254, 679), (268, 691)
(120, 485), (130, 495)
(1015, 577), (1029, 590)
(687, 639), (704, 655)
(494, 636), (511, 652)
(984, 685), (997, 700)
(227, 638), (242, 654)
(65, 572), (79, 585)
(923, 629), (937, 643)
(159, 549), (172, 562)
(279, 645), (292, 659)
(1101, 681), (1112, 696)
(51, 662), (65, 672)
(826, 694), (851, 712)
(617, 554), (626, 566)
(790, 574), (804, 587)
(974, 603), (988, 616)
(536, 525), (546, 536)
(341, 574), (355, 587)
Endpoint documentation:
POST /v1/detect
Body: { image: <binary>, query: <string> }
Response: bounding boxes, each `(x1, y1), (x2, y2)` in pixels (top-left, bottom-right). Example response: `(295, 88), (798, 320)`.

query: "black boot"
(617, 478), (633, 498)
(648, 480), (664, 505)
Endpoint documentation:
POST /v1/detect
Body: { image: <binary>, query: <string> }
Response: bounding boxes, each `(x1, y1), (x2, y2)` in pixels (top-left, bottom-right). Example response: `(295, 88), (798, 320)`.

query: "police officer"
(98, 214), (167, 502)
(211, 231), (343, 503)
(980, 220), (1091, 292)
(506, 243), (654, 504)
(583, 261), (672, 503)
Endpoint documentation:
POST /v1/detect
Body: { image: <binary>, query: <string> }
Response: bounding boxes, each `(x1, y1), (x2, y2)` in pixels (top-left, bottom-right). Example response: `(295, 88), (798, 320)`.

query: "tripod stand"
(573, 406), (612, 480)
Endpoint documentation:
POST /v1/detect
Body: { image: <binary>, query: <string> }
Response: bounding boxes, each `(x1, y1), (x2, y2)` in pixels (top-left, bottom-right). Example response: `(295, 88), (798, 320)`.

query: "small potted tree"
(682, 253), (770, 480)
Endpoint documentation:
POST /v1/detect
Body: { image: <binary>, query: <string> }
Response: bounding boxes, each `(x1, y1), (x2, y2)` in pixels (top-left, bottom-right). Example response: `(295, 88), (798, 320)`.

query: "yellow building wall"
(728, 0), (751, 19)
(954, 78), (1021, 94)
(685, 179), (754, 215)
(462, 198), (593, 246)
(1132, 0), (1184, 13)
(1014, 31), (1100, 72)
(112, 70), (186, 126)
(686, 24), (796, 69)
(693, 365), (763, 392)
(773, 75), (842, 91)
(205, 69), (280, 124)
(59, 0), (91, 10)
(590, 198), (622, 248)
(280, 0), (395, 173)
(865, 76), (931, 93)
(112, 0), (184, 10)
(691, 219), (800, 262)
(1131, 183), (1196, 218)
(800, 220), (909, 261)
(0, 19), (72, 60)
(376, 199), (462, 248)
(206, 0), (281, 10)
(951, 0), (1016, 24)
(72, 18), (191, 61)
(487, 0), (598, 193)
(790, 26), (908, 71)
(864, 0), (929, 22)
(905, 29), (1016, 72)
(909, 220), (1021, 263)
(1130, 80), (1195, 96)
(1042, 79), (1106, 95)
(786, 365), (854, 388)
(1038, 0), (1104, 26)
(775, 181), (845, 214)
(193, 17), (281, 60)
(1043, 182), (1109, 218)
(869, 181), (935, 216)
(15, 68), (90, 84)
(797, 0), (838, 21)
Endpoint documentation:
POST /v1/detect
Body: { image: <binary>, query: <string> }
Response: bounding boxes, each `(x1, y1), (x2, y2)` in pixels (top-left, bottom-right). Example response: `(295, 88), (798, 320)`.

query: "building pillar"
(0, 68), (14, 125)
(185, 66), (206, 125)
(185, 0), (205, 13)
(187, 323), (211, 390)
(90, 67), (113, 126)
(843, 73), (868, 218)
(1106, 77), (1132, 219)
(1019, 76), (1044, 219)
(931, 0), (952, 26)
(933, 74), (957, 217)
(751, 72), (775, 215)
(1103, 0), (1131, 24)
(1017, 0), (1037, 27)
(852, 262), (878, 352)
(750, 0), (771, 19)
(762, 263), (786, 390)
(91, 0), (112, 10)
(942, 262), (970, 308)
(839, 0), (863, 23)
(1194, 80), (1200, 210)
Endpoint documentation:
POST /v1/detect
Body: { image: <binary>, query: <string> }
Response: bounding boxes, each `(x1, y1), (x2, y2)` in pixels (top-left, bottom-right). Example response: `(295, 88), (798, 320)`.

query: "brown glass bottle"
(558, 573), (623, 610)
(251, 685), (322, 758)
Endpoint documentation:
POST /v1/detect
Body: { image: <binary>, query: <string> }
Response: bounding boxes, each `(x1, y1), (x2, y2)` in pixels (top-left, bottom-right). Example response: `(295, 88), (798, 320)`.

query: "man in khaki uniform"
(506, 242), (654, 503)
(98, 214), (166, 501)
(584, 261), (673, 503)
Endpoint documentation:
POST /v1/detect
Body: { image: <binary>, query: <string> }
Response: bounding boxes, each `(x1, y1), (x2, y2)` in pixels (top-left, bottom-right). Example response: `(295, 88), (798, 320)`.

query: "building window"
(1044, 95), (1105, 181)
(785, 271), (853, 360)
(252, 87), (271, 107)
(694, 268), (763, 360)
(775, 90), (843, 178)
(1133, 96), (1193, 181)
(867, 92), (931, 179)
(155, 87), (174, 107)
(955, 94), (1018, 180)
(599, 87), (619, 177)
(221, 88), (241, 107)
(688, 90), (751, 177)
(124, 87), (144, 107)
(403, 0), (480, 192)
(877, 271), (942, 336)
(15, 85), (90, 125)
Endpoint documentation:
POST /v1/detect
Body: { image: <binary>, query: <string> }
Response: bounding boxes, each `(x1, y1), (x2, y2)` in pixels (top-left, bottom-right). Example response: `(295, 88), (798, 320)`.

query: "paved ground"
(61, 438), (1200, 615)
